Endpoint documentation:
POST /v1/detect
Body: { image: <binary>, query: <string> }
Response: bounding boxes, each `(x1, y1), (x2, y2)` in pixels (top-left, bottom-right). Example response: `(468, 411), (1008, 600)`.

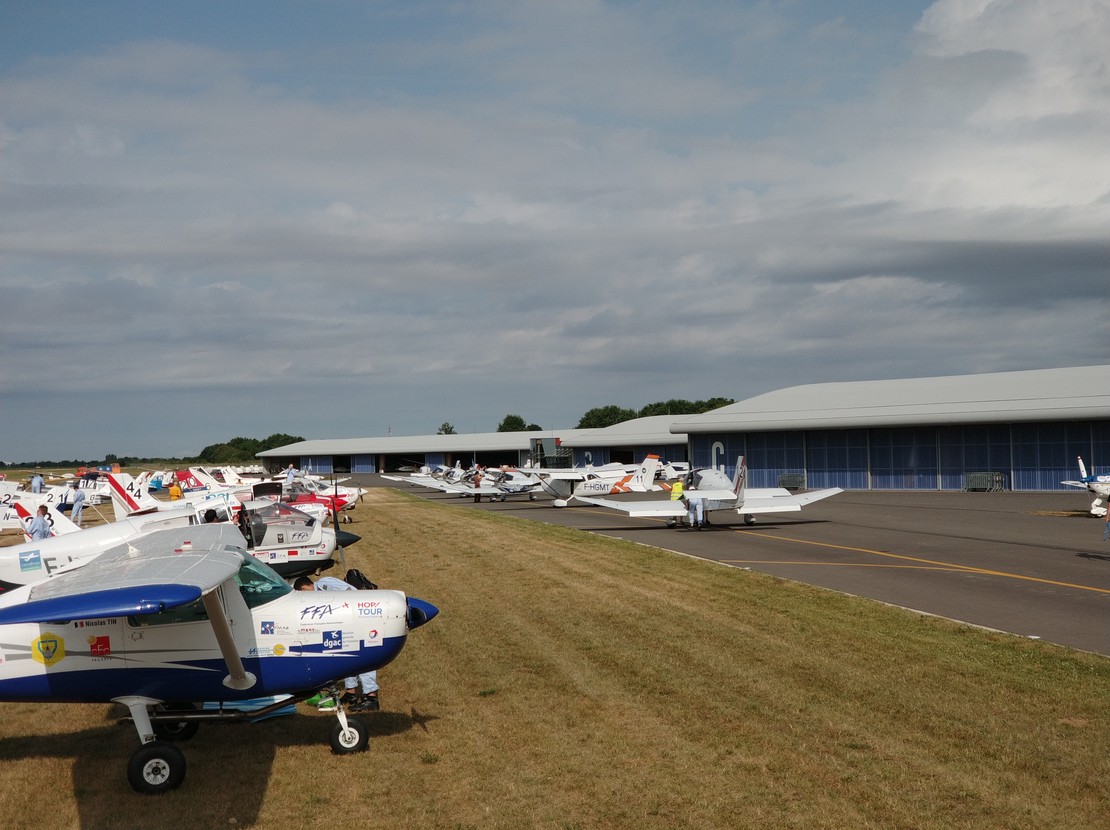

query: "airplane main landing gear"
(128, 741), (187, 795)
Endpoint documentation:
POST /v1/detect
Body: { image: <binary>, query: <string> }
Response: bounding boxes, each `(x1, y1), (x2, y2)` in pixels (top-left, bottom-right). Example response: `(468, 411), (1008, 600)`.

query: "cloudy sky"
(2, 0), (1107, 463)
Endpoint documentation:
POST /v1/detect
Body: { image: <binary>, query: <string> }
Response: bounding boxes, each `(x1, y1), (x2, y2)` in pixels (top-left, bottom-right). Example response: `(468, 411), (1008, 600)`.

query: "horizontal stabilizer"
(575, 496), (687, 518)
(740, 487), (843, 514)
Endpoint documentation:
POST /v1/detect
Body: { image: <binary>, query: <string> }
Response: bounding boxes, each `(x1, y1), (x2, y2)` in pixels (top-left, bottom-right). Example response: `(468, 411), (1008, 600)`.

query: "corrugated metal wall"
(689, 420), (1110, 490)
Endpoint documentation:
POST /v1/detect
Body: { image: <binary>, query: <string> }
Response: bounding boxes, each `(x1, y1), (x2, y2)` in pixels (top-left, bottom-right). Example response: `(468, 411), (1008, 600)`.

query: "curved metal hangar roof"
(670, 365), (1110, 434)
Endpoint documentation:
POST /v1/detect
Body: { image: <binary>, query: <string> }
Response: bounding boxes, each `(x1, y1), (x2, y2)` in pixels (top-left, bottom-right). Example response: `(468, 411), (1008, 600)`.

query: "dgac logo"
(322, 630), (342, 650)
(32, 633), (65, 666)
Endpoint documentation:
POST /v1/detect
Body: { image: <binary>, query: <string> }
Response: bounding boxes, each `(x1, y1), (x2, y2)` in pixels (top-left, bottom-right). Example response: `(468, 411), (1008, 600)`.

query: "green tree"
(438, 422), (457, 435)
(497, 414), (529, 432)
(637, 397), (734, 417)
(576, 405), (638, 430)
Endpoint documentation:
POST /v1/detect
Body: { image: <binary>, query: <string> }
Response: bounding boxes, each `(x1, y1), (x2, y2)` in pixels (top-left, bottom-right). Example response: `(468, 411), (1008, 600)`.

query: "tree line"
(437, 397), (735, 435)
(5, 400), (733, 467)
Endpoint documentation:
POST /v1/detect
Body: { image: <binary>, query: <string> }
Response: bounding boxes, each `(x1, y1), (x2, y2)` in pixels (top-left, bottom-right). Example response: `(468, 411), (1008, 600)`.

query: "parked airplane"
(1062, 456), (1109, 517)
(0, 524), (438, 793)
(105, 473), (242, 523)
(574, 457), (842, 525)
(536, 455), (667, 507)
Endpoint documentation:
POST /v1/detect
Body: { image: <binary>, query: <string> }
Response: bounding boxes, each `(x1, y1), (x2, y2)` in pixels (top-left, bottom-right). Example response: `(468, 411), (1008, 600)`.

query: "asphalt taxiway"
(367, 478), (1110, 657)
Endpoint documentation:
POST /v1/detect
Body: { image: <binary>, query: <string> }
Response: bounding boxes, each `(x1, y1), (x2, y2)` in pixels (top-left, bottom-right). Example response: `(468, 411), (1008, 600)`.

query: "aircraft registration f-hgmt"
(0, 525), (438, 794)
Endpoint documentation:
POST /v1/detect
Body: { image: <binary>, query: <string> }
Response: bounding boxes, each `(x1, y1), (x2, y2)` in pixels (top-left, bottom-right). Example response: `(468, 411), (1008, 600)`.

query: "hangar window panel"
(745, 433), (804, 488)
(1012, 422), (1105, 490)
(1092, 422), (1110, 469)
(352, 455), (376, 474)
(870, 427), (937, 489)
(691, 435), (745, 473)
(938, 425), (1011, 490)
(805, 430), (868, 489)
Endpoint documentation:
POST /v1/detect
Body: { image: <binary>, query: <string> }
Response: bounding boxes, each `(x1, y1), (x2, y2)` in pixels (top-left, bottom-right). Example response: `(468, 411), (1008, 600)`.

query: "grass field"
(1, 487), (1108, 829)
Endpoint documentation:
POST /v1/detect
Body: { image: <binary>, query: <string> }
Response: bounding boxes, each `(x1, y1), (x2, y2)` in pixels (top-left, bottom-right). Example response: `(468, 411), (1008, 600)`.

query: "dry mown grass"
(1, 487), (1108, 829)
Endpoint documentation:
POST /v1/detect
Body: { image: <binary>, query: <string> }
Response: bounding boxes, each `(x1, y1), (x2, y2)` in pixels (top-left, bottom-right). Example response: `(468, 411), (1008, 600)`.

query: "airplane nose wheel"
(329, 715), (369, 753)
(128, 741), (187, 794)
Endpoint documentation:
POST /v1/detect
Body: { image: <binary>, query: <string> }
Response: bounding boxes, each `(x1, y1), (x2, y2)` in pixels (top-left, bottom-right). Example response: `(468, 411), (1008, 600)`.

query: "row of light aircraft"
(384, 455), (843, 524)
(0, 471), (435, 794)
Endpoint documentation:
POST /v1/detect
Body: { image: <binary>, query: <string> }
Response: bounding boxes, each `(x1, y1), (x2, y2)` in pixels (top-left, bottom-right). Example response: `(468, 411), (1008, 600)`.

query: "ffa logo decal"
(32, 633), (65, 666)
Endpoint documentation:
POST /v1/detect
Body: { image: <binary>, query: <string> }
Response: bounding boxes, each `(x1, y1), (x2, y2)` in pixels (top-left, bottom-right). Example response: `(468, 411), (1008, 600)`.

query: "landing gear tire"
(743, 514), (756, 525)
(128, 741), (187, 794)
(330, 717), (369, 754)
(153, 703), (200, 741)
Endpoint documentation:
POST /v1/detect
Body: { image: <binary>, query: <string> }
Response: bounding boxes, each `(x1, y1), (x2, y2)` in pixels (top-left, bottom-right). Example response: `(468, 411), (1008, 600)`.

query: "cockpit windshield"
(233, 550), (293, 609)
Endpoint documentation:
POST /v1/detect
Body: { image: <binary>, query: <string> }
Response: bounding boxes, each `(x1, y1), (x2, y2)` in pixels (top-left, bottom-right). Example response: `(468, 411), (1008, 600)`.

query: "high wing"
(0, 524), (244, 625)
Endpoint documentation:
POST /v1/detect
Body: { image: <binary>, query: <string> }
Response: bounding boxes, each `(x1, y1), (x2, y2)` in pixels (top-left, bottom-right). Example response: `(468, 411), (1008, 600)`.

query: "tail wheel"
(127, 741), (187, 795)
(329, 717), (369, 754)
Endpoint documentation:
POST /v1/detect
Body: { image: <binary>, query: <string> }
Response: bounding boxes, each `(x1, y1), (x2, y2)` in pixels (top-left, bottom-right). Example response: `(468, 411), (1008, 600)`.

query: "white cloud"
(0, 1), (1106, 461)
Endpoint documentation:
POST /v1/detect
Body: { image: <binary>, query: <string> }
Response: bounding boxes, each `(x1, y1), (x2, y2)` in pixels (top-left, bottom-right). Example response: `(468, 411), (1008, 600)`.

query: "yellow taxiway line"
(723, 530), (1110, 596)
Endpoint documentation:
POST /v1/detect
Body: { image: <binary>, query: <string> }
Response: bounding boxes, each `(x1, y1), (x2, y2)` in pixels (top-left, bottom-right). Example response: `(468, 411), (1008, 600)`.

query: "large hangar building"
(259, 365), (1108, 493)
(670, 365), (1109, 491)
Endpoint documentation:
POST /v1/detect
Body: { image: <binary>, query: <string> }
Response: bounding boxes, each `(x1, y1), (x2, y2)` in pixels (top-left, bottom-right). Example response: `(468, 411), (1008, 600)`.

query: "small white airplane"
(536, 455), (667, 507)
(408, 467), (546, 502)
(1, 485), (342, 586)
(574, 456), (843, 526)
(1062, 456), (1110, 517)
(0, 524), (437, 793)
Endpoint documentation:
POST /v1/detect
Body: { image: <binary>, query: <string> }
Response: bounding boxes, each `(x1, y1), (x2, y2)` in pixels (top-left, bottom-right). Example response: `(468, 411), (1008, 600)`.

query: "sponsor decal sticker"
(322, 630), (343, 650)
(88, 635), (111, 657)
(32, 633), (65, 666)
(19, 550), (42, 572)
(260, 621), (275, 635)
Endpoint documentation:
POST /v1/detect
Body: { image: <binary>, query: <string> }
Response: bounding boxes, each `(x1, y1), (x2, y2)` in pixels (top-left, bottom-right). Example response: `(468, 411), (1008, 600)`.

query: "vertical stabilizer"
(732, 456), (748, 503)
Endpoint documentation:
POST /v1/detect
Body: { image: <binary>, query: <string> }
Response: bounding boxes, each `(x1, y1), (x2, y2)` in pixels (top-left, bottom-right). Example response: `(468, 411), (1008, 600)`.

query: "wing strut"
(202, 589), (257, 691)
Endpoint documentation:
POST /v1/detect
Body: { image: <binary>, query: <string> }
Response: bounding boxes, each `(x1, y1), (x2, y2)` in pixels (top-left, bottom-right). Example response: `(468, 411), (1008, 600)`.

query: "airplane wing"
(739, 487), (844, 514)
(0, 525), (245, 625)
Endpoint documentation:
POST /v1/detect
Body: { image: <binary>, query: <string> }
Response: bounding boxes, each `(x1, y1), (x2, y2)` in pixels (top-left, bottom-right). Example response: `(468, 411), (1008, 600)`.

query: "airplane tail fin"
(634, 454), (661, 489)
(13, 500), (78, 540)
(1078, 456), (1089, 480)
(732, 456), (748, 503)
(106, 473), (153, 520)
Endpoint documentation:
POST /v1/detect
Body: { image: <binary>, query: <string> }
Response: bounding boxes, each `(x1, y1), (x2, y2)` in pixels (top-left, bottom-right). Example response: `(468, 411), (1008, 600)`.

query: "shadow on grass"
(0, 705), (437, 829)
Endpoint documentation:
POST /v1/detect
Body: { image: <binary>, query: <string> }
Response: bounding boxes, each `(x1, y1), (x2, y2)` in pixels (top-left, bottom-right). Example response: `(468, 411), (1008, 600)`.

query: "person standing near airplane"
(70, 483), (86, 527)
(28, 505), (51, 540)
(285, 464), (298, 486)
(30, 472), (44, 494)
(295, 575), (381, 712)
